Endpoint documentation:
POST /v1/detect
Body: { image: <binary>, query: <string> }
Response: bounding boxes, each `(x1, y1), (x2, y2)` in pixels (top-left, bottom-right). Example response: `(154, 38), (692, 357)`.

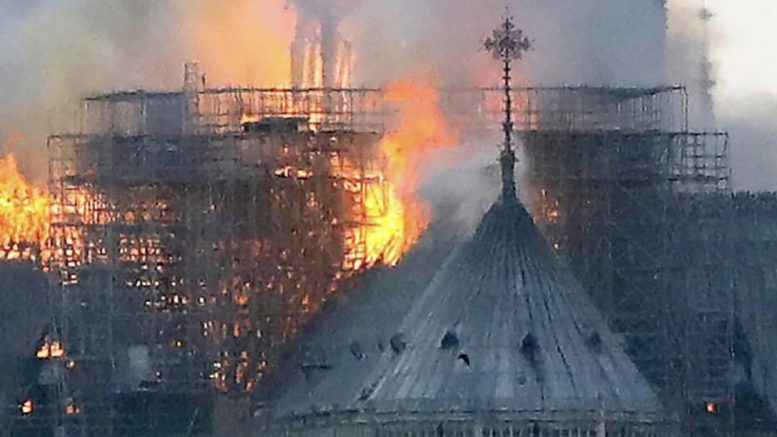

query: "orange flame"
(36, 334), (65, 360)
(0, 147), (50, 261)
(352, 76), (457, 268)
(178, 0), (296, 87)
(20, 399), (34, 415)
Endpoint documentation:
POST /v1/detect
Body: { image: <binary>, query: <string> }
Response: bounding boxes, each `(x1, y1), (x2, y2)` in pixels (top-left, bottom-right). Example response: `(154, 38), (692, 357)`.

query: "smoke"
(666, 0), (777, 191)
(345, 0), (667, 88)
(421, 138), (502, 238)
(705, 0), (777, 191)
(0, 0), (184, 181)
(722, 97), (777, 191)
(12, 0), (772, 195)
(340, 0), (668, 230)
(177, 0), (295, 87)
(666, 0), (719, 130)
(290, 0), (360, 21)
(289, 0), (360, 87)
(0, 0), (297, 182)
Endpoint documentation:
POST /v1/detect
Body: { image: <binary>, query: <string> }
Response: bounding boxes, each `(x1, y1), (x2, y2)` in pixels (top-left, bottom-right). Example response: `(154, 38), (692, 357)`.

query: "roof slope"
(268, 199), (662, 419)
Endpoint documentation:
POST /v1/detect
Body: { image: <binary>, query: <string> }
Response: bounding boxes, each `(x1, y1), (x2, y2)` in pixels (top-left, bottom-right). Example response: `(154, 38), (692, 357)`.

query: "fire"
(0, 150), (50, 261)
(241, 114), (262, 125)
(65, 402), (81, 415)
(36, 334), (66, 360)
(374, 78), (457, 264)
(343, 77), (457, 268)
(362, 182), (408, 267)
(178, 0), (296, 87)
(291, 10), (354, 89)
(20, 399), (34, 415)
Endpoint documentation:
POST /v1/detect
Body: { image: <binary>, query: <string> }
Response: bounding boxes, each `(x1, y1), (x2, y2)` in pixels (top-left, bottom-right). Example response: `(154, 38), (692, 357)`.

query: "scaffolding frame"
(40, 84), (735, 435)
(730, 193), (777, 430)
(521, 87), (734, 436)
(47, 87), (389, 435)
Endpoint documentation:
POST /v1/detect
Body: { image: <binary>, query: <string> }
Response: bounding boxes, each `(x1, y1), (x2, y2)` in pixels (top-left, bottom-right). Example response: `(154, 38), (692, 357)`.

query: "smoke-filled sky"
(704, 0), (777, 190)
(0, 0), (774, 190)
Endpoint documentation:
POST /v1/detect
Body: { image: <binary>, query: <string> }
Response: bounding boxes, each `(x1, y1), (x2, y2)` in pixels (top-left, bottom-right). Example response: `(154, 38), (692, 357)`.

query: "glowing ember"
(0, 147), (50, 261)
(36, 334), (66, 360)
(65, 402), (81, 415)
(241, 114), (262, 125)
(20, 399), (34, 415)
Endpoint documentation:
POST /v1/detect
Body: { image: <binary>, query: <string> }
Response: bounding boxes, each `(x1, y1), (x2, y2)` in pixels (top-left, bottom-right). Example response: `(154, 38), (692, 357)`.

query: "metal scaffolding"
(520, 87), (735, 436)
(36, 82), (738, 435)
(46, 84), (390, 435)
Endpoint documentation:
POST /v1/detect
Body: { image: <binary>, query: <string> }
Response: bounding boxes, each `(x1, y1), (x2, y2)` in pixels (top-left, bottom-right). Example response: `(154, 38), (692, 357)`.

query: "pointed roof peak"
(266, 197), (664, 424)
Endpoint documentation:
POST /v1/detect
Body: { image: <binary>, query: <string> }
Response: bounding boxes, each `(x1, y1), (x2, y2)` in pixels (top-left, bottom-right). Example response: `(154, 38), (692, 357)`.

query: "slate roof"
(266, 199), (663, 421)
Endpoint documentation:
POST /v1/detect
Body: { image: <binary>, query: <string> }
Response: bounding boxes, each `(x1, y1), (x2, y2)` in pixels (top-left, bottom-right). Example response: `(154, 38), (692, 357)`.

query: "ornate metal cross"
(484, 15), (531, 202)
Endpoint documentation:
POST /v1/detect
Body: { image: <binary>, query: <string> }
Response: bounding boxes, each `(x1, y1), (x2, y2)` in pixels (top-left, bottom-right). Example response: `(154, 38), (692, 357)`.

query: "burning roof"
(0, 150), (49, 263)
(258, 16), (669, 435)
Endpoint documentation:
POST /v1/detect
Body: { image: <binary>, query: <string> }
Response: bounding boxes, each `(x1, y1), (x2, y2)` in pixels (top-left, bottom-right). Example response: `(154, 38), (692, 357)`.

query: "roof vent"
(359, 380), (379, 401)
(440, 330), (460, 350)
(300, 362), (333, 379)
(520, 332), (539, 365)
(390, 334), (407, 354)
(587, 331), (602, 353)
(350, 341), (366, 360)
(300, 346), (332, 378)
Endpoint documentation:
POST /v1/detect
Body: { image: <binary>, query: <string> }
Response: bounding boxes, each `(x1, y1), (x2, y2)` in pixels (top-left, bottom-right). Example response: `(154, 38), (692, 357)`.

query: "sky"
(701, 0), (777, 189)
(707, 0), (777, 109)
(0, 0), (775, 189)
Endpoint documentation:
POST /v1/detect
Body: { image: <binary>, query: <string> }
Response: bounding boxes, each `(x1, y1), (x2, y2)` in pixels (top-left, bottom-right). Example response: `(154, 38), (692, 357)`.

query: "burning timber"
(35, 58), (473, 432)
(3, 84), (743, 434)
(2, 23), (760, 437)
(2, 80), (749, 435)
(4, 3), (773, 435)
(255, 19), (674, 436)
(46, 76), (391, 428)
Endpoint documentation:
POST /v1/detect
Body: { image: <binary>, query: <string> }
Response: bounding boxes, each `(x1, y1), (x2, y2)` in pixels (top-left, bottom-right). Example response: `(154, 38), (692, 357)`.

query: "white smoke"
(421, 136), (502, 238)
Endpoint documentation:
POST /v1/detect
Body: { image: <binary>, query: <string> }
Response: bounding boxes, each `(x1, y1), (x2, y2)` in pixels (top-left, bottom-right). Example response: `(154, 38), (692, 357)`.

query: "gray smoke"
(2, 0), (771, 192)
(0, 0), (183, 181)
(340, 0), (669, 230)
(290, 0), (360, 21)
(668, 0), (777, 191)
(346, 0), (667, 87)
(721, 97), (777, 191)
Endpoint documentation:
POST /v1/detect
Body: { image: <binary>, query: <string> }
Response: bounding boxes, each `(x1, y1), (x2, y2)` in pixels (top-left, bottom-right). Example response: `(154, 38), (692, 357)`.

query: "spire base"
(500, 149), (517, 203)
(485, 14), (530, 205)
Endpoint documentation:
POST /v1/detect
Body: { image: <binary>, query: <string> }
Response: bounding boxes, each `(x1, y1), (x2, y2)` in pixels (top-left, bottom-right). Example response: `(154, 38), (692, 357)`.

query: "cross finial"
(484, 13), (531, 203)
(484, 15), (532, 63)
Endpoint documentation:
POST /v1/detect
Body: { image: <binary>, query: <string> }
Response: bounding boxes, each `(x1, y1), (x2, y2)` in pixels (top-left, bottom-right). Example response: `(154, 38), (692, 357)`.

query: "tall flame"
(0, 149), (50, 261)
(359, 77), (458, 267)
